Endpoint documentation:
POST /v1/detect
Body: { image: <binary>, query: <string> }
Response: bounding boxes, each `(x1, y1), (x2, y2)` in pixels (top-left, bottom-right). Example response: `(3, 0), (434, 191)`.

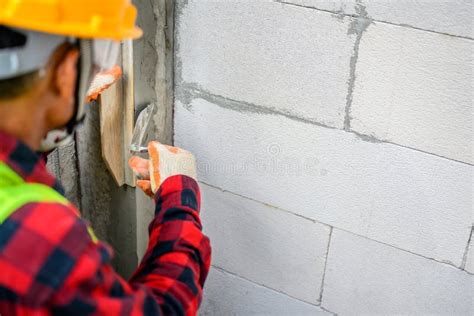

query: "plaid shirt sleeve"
(0, 175), (211, 316)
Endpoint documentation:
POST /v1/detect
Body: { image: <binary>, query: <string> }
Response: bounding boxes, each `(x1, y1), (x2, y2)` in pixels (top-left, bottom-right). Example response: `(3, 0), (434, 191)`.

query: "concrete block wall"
(323, 230), (473, 315)
(175, 0), (473, 314)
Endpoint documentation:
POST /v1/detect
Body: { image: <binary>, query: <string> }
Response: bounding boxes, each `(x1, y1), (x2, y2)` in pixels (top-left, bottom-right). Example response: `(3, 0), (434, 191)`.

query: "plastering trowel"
(129, 103), (157, 154)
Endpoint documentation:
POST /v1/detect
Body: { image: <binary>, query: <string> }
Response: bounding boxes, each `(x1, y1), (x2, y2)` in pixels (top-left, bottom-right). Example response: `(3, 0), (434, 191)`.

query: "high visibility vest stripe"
(0, 162), (98, 243)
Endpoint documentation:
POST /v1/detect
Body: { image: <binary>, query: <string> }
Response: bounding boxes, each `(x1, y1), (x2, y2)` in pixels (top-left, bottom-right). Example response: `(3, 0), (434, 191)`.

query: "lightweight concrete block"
(281, 0), (473, 38)
(363, 0), (473, 38)
(351, 22), (473, 164)
(322, 230), (473, 315)
(177, 0), (355, 128)
(175, 98), (472, 266)
(200, 267), (331, 316)
(200, 184), (331, 304)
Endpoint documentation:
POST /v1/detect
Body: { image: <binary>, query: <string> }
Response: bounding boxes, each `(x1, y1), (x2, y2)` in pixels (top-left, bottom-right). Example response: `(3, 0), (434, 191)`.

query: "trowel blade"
(130, 103), (157, 153)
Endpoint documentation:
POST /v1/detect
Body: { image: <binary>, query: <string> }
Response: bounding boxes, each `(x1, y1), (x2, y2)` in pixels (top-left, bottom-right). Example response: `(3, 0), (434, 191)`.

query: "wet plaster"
(344, 0), (371, 131)
(76, 104), (138, 278)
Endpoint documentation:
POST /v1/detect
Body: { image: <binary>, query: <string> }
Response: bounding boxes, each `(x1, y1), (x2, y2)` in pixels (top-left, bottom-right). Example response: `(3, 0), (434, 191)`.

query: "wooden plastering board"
(99, 40), (135, 187)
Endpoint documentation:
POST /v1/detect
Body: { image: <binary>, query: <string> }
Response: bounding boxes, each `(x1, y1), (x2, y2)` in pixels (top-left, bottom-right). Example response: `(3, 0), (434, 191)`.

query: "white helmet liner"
(0, 28), (67, 80)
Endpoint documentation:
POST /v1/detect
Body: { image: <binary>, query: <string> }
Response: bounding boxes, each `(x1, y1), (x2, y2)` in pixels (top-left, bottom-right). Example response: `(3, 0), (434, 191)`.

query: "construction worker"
(0, 1), (211, 315)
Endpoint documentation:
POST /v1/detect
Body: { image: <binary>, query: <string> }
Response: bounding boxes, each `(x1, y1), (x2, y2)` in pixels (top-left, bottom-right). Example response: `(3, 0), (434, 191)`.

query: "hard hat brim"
(0, 1), (143, 41)
(1, 20), (144, 41)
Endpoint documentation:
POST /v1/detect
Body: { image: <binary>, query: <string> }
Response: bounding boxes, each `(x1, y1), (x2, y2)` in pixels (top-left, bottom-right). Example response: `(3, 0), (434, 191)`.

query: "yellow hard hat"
(0, 0), (142, 40)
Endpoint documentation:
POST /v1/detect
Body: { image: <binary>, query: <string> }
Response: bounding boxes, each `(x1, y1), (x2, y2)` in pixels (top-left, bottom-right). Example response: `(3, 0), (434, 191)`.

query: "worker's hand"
(86, 65), (122, 103)
(128, 141), (197, 197)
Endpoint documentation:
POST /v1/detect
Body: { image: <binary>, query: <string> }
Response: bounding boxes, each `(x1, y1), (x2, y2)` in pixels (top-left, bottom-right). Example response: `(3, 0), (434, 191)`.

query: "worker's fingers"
(136, 180), (154, 197)
(128, 156), (150, 180)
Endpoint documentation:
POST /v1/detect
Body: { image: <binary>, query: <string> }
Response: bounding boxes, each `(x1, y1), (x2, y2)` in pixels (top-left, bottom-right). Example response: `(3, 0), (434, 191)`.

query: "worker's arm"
(43, 143), (210, 315)
(129, 174), (211, 313)
(44, 174), (210, 315)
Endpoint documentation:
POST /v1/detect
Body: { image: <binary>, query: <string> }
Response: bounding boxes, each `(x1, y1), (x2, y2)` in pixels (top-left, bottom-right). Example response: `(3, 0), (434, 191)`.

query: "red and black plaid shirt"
(0, 131), (211, 315)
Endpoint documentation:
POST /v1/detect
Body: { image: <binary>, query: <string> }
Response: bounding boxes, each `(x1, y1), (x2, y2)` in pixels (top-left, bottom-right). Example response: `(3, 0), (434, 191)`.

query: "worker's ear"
(53, 48), (79, 99)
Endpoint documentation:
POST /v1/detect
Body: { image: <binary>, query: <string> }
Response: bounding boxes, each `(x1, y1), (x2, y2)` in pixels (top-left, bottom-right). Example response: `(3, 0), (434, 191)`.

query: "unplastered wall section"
(175, 0), (473, 314)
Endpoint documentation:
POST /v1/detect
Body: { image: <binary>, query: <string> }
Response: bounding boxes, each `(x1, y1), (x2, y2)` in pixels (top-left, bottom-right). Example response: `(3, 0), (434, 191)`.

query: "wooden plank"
(122, 40), (136, 186)
(99, 76), (125, 186)
(99, 41), (136, 187)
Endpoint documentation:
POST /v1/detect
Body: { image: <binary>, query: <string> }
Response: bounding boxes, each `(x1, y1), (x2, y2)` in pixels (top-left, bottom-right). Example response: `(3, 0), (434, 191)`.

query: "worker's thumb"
(136, 180), (153, 198)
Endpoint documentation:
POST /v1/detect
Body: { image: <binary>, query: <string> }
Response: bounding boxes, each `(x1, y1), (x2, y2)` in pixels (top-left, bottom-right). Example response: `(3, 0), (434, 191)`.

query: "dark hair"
(0, 26), (39, 100)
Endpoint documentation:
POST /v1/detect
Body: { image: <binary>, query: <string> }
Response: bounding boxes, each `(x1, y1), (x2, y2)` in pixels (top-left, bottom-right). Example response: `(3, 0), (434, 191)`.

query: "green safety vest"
(0, 161), (97, 242)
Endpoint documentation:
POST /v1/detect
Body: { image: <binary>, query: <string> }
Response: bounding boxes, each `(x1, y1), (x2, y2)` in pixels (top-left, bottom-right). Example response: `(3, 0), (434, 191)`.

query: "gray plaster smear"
(200, 267), (331, 316)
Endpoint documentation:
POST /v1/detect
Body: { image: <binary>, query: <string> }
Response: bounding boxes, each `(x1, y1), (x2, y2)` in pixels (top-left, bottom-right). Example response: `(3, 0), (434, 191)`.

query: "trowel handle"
(129, 103), (157, 154)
